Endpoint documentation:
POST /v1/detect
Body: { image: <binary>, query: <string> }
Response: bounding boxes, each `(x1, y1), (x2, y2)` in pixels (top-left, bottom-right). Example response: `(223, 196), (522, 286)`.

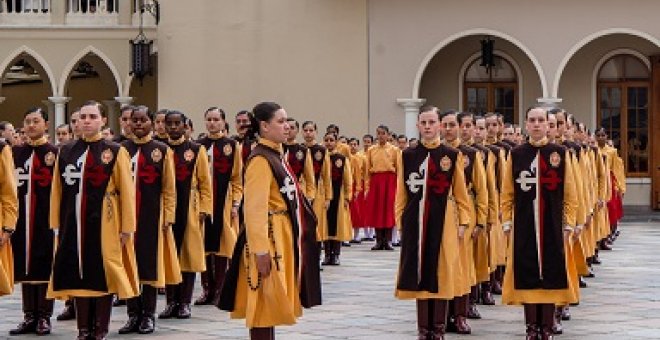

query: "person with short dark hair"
(118, 106), (181, 335)
(159, 110), (212, 320)
(9, 107), (57, 336)
(55, 124), (72, 145)
(48, 100), (139, 339)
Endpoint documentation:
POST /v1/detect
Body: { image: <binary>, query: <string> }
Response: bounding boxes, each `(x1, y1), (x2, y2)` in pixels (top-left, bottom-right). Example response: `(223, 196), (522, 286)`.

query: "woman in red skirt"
(364, 125), (401, 250)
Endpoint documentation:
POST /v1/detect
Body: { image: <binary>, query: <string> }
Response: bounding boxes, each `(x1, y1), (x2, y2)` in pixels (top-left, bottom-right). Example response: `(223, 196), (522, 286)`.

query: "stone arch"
(58, 45), (122, 97)
(0, 45), (57, 96)
(412, 28), (548, 99)
(552, 28), (660, 98)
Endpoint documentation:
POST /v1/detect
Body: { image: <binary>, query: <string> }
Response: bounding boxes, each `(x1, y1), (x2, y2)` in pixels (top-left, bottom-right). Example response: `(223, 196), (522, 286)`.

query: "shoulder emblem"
(151, 148), (163, 163)
(335, 157), (343, 168)
(550, 151), (561, 168)
(223, 143), (233, 156)
(101, 149), (114, 164)
(314, 150), (323, 161)
(44, 151), (56, 166)
(440, 155), (452, 172)
(184, 149), (195, 162)
(296, 150), (305, 160)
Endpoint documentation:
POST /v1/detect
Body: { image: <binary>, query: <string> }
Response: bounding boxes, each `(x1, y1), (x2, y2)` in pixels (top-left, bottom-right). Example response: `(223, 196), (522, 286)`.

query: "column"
(48, 96), (71, 130)
(396, 98), (426, 139)
(114, 96), (134, 107)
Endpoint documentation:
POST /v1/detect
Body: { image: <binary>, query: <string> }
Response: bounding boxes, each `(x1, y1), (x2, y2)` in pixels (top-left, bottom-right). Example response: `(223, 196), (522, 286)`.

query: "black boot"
(322, 241), (332, 265)
(212, 256), (229, 305)
(330, 241), (341, 265)
(250, 327), (275, 340)
(158, 285), (179, 319)
(480, 280), (495, 305)
(177, 272), (195, 319)
(382, 229), (394, 250)
(74, 297), (92, 340)
(56, 299), (76, 321)
(552, 306), (563, 335)
(35, 283), (53, 335)
(453, 295), (471, 334)
(118, 296), (141, 334)
(467, 285), (481, 319)
(540, 304), (555, 340)
(94, 295), (113, 340)
(139, 285), (157, 334)
(524, 304), (539, 340)
(371, 229), (383, 250)
(10, 284), (37, 335)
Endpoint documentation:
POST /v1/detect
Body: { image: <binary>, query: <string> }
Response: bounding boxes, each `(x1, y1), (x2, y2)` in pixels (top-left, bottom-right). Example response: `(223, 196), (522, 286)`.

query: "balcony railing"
(0, 0), (157, 26)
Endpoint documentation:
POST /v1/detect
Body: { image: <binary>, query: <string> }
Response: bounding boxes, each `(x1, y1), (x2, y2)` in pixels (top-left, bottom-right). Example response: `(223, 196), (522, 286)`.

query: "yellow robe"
(48, 141), (139, 300)
(231, 139), (303, 328)
(179, 145), (213, 272)
(0, 143), (18, 296)
(319, 151), (353, 241)
(465, 146), (490, 284)
(207, 140), (242, 257)
(133, 144), (182, 287)
(307, 143), (333, 241)
(500, 140), (578, 305)
(394, 140), (471, 300)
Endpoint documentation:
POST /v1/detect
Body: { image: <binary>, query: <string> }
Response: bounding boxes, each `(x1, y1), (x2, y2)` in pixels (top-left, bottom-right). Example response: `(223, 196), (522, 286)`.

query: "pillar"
(48, 96), (71, 130)
(396, 98), (426, 139)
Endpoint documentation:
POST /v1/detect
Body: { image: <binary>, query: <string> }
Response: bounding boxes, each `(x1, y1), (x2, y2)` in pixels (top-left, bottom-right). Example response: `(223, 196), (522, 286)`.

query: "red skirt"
(364, 172), (397, 228)
(350, 187), (365, 228)
(607, 172), (623, 223)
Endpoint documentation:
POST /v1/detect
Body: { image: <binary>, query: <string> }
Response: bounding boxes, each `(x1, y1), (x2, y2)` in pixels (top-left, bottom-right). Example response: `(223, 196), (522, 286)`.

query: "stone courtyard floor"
(1, 221), (659, 339)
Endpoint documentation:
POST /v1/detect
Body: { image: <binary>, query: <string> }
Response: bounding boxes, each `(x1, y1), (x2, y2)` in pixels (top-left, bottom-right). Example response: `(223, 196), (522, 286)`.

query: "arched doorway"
(417, 35), (542, 125)
(61, 52), (120, 131)
(463, 55), (518, 123)
(597, 54), (650, 176)
(0, 52), (55, 129)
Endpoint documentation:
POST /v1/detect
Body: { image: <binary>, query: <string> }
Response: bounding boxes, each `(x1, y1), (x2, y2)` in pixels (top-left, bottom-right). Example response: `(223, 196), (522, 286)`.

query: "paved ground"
(1, 221), (659, 339)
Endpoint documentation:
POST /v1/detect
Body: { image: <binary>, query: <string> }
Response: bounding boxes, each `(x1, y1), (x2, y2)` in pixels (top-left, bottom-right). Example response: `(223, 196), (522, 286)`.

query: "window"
(463, 56), (518, 124)
(597, 54), (650, 176)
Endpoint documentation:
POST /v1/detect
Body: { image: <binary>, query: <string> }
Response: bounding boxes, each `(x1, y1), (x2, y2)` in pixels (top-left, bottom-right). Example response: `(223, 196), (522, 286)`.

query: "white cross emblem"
(406, 155), (429, 194)
(280, 177), (297, 201)
(515, 153), (542, 279)
(15, 152), (34, 274)
(62, 149), (88, 279)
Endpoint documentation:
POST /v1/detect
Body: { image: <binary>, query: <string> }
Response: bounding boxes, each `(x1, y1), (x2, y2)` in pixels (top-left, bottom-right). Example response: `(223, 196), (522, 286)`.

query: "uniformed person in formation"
(500, 105), (578, 340)
(219, 102), (321, 340)
(395, 105), (471, 340)
(10, 108), (57, 335)
(159, 110), (212, 320)
(320, 132), (353, 266)
(195, 107), (240, 306)
(0, 120), (18, 299)
(48, 100), (139, 340)
(119, 106), (182, 334)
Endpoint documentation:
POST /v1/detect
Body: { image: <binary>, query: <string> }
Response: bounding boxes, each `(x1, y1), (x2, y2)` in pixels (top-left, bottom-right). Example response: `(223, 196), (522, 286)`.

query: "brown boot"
(195, 255), (215, 305)
(212, 256), (228, 305)
(453, 295), (471, 334)
(139, 285), (158, 334)
(524, 304), (539, 340)
(249, 327), (275, 340)
(35, 284), (53, 335)
(430, 299), (448, 340)
(177, 273), (196, 319)
(93, 295), (113, 340)
(74, 297), (92, 340)
(416, 299), (431, 340)
(552, 306), (563, 335)
(118, 296), (141, 334)
(540, 304), (555, 340)
(10, 284), (37, 335)
(158, 285), (178, 319)
(467, 286), (481, 319)
(480, 281), (495, 305)
(491, 267), (503, 294)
